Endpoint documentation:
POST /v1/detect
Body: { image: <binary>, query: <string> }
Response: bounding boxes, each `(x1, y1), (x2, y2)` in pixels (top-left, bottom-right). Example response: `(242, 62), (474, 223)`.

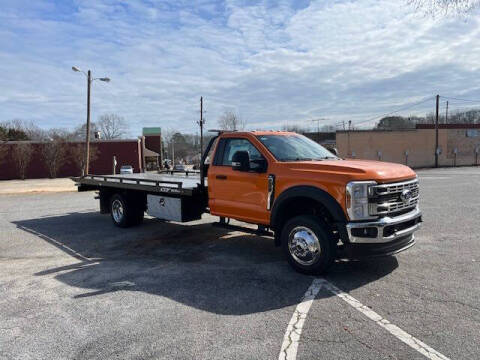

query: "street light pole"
(197, 96), (206, 160)
(72, 66), (110, 176)
(200, 96), (204, 157)
(85, 70), (92, 175)
(435, 94), (439, 168)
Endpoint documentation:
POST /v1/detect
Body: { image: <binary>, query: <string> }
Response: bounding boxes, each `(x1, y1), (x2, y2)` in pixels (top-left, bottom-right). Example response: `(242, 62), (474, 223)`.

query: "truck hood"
(287, 159), (416, 183)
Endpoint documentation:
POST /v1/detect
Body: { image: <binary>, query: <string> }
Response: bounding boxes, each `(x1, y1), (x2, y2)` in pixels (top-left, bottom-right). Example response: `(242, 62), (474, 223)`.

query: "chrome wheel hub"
(112, 199), (124, 223)
(288, 226), (321, 266)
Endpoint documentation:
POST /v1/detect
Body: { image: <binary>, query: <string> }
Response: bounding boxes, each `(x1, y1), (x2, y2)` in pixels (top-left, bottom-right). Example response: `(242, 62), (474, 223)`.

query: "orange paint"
(208, 131), (417, 224)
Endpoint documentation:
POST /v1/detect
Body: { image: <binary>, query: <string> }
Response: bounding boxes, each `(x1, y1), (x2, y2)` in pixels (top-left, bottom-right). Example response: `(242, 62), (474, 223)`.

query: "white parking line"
(17, 225), (93, 262)
(279, 278), (450, 360)
(278, 278), (323, 360)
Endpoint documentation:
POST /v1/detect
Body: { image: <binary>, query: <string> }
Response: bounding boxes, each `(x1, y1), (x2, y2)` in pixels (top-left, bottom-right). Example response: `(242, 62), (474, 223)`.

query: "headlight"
(346, 181), (377, 220)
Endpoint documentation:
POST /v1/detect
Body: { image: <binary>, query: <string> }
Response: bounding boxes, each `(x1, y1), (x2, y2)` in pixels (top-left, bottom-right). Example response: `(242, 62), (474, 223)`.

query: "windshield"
(256, 134), (338, 161)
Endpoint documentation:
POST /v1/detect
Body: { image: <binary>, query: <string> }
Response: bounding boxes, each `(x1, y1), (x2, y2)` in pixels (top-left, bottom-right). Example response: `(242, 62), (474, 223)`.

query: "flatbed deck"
(73, 172), (204, 196)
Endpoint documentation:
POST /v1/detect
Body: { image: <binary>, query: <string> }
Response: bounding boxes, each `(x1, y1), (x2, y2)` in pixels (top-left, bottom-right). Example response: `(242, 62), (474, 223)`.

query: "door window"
(221, 138), (263, 166)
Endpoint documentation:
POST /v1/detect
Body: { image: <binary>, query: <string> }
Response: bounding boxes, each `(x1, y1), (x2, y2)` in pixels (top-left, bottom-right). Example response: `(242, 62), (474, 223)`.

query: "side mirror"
(250, 158), (267, 173)
(329, 147), (339, 156)
(232, 151), (250, 171)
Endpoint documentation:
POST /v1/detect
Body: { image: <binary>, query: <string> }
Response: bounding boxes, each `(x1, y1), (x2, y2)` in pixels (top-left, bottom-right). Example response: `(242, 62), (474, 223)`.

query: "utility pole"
(197, 96), (205, 159)
(445, 100), (449, 124)
(159, 129), (163, 170)
(311, 118), (325, 143)
(347, 120), (352, 156)
(435, 94), (439, 168)
(85, 70), (91, 175)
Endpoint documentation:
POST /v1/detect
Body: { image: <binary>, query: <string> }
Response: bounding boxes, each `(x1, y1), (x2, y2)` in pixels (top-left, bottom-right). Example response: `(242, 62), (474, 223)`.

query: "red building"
(0, 139), (144, 180)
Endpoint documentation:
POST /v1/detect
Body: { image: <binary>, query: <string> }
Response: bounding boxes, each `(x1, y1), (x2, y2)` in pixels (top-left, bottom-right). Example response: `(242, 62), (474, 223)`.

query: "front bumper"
(346, 207), (422, 244)
(344, 233), (416, 259)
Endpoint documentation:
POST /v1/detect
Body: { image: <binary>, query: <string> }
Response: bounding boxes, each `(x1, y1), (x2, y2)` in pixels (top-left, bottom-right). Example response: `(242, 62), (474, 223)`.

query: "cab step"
(212, 219), (274, 237)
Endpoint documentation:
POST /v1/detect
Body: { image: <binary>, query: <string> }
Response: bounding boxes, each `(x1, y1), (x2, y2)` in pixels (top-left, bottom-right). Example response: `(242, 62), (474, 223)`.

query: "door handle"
(216, 175), (227, 180)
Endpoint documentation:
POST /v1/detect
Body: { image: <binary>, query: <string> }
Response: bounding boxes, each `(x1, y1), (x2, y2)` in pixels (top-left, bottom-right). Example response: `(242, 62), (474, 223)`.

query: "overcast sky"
(1, 0), (480, 136)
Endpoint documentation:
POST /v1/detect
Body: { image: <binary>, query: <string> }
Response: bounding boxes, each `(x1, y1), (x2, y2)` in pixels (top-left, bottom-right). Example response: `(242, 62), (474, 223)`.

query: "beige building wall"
(336, 128), (480, 168)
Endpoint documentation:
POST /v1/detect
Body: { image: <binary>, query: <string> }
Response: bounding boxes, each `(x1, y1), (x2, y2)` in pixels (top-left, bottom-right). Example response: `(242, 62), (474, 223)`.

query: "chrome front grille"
(369, 179), (419, 216)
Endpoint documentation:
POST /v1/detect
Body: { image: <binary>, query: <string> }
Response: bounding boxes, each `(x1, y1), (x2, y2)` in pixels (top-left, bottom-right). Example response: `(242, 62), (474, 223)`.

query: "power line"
(351, 96), (435, 126)
(440, 95), (480, 103)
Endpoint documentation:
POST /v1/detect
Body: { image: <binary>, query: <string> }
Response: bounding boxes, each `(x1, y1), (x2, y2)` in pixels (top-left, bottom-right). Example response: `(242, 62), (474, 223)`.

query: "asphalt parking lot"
(1, 167), (479, 360)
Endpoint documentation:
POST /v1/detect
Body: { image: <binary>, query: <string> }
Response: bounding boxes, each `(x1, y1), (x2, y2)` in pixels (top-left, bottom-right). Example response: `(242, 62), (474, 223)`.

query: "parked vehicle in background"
(74, 131), (422, 275)
(174, 164), (186, 171)
(120, 165), (133, 174)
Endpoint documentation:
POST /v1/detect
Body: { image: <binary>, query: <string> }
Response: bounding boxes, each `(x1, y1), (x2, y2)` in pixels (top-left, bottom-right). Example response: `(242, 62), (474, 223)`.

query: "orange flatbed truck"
(73, 130), (422, 274)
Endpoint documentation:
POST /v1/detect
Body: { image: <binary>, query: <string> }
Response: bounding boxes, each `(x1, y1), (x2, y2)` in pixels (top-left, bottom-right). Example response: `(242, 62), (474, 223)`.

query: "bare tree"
(1, 119), (46, 140)
(0, 128), (7, 141)
(282, 125), (309, 133)
(320, 124), (337, 132)
(0, 143), (9, 168)
(97, 113), (128, 139)
(69, 122), (99, 141)
(217, 110), (246, 131)
(162, 128), (175, 145)
(12, 143), (33, 180)
(408, 0), (479, 15)
(42, 140), (68, 178)
(46, 128), (74, 141)
(161, 128), (175, 162)
(70, 143), (100, 176)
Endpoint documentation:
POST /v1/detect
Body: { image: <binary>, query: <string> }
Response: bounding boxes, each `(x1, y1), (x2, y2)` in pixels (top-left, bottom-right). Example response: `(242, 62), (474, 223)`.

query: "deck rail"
(71, 174), (195, 196)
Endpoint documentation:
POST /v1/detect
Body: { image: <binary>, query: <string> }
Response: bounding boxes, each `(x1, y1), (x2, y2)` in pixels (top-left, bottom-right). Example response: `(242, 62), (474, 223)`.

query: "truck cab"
(206, 131), (422, 274)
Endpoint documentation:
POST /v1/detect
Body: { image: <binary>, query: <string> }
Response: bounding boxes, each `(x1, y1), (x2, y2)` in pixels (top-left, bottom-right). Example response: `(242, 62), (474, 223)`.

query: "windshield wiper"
(317, 156), (339, 160)
(281, 157), (338, 161)
(293, 157), (315, 161)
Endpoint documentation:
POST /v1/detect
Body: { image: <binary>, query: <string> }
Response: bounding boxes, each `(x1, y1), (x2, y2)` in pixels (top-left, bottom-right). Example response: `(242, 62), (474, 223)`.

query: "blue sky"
(1, 0), (480, 136)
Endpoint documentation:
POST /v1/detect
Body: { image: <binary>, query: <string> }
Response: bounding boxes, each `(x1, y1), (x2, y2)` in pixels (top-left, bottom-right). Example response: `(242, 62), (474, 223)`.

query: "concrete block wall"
(336, 127), (480, 168)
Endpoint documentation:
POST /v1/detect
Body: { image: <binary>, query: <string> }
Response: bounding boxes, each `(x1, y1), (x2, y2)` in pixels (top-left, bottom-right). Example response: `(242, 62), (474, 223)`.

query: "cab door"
(208, 137), (270, 224)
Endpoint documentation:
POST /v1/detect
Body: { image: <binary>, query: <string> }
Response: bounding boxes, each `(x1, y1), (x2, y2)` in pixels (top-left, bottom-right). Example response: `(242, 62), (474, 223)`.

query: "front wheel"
(281, 215), (336, 275)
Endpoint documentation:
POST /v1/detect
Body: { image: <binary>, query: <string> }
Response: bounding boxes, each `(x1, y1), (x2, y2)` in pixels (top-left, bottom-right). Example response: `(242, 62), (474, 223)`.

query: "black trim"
(200, 135), (219, 187)
(212, 221), (274, 237)
(271, 186), (347, 228)
(267, 174), (275, 210)
(343, 235), (415, 259)
(270, 186), (348, 245)
(213, 138), (226, 166)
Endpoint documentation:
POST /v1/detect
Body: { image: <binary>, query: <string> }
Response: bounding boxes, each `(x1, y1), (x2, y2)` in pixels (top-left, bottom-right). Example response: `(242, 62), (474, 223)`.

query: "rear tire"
(281, 215), (336, 275)
(110, 193), (144, 228)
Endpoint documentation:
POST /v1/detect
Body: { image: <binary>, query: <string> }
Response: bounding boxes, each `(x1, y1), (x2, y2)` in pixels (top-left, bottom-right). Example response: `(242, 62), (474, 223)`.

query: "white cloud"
(1, 0), (480, 135)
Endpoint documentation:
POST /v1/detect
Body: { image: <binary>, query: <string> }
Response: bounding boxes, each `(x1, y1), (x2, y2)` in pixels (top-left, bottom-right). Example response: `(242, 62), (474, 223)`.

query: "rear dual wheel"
(281, 215), (336, 275)
(110, 193), (144, 228)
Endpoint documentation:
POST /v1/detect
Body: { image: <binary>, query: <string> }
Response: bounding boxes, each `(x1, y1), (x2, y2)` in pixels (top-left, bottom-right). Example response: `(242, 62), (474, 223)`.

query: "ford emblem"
(400, 189), (412, 203)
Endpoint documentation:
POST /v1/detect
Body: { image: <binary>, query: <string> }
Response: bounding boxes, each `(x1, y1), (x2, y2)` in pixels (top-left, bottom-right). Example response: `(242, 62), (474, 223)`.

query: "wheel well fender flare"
(270, 186), (348, 244)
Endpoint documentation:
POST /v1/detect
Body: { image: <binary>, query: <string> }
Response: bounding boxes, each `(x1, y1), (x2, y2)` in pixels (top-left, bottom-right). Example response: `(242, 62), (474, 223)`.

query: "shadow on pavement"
(14, 211), (398, 315)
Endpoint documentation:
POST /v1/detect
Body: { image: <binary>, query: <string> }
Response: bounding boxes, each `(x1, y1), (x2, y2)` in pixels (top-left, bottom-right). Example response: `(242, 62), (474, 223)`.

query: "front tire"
(281, 215), (336, 275)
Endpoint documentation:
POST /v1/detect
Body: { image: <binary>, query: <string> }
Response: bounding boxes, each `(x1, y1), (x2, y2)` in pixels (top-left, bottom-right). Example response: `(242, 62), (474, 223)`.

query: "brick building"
(0, 139), (144, 180)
